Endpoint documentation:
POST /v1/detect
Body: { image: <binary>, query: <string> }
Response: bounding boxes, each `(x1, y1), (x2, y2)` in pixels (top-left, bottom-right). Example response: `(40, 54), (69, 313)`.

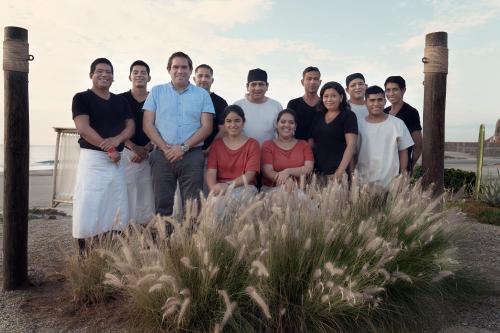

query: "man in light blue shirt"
(143, 51), (214, 216)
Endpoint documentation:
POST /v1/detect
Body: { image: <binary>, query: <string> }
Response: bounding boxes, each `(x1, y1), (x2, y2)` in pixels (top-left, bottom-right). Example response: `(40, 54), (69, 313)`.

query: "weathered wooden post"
(421, 31), (448, 194)
(3, 26), (31, 290)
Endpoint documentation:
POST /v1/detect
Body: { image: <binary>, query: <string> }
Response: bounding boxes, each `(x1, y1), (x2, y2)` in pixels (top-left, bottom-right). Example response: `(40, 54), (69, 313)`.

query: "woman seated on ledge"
(206, 104), (260, 197)
(261, 109), (314, 191)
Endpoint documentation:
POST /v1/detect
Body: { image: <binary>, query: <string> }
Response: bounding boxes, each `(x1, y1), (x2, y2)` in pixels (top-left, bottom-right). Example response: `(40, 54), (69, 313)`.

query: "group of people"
(71, 51), (422, 247)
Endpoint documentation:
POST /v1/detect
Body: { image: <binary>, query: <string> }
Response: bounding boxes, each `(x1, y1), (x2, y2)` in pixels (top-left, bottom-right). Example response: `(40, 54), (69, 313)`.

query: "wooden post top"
(3, 26), (30, 73)
(423, 31), (448, 74)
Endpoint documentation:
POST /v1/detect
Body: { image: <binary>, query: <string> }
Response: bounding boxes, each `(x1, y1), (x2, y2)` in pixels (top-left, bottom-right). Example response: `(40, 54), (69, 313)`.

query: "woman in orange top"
(206, 105), (260, 197)
(261, 109), (314, 191)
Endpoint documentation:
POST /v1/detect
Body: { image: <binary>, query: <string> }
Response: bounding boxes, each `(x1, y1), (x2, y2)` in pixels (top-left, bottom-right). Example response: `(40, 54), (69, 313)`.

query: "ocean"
(0, 145), (55, 171)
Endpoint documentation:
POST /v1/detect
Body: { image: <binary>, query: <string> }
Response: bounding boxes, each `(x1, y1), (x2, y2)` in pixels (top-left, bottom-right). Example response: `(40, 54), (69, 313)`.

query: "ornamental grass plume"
(68, 174), (482, 332)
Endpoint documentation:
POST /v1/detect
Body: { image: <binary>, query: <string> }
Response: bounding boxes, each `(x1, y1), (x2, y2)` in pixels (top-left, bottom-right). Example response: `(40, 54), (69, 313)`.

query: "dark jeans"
(149, 148), (204, 216)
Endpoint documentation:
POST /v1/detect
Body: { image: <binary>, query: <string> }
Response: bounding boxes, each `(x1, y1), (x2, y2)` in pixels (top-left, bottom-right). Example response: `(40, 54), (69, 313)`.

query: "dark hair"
(317, 81), (351, 113)
(90, 58), (113, 74)
(302, 66), (320, 78)
(346, 73), (365, 87)
(384, 76), (406, 89)
(195, 64), (213, 75)
(276, 108), (297, 123)
(223, 104), (246, 123)
(365, 85), (385, 98)
(167, 51), (193, 70)
(129, 60), (150, 75)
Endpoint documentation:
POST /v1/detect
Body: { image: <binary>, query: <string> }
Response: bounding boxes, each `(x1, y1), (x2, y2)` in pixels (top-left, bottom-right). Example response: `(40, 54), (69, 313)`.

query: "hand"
(108, 150), (121, 164)
(330, 170), (344, 183)
(211, 183), (229, 196)
(132, 145), (149, 161)
(100, 137), (121, 151)
(275, 169), (290, 185)
(165, 144), (184, 162)
(283, 178), (295, 192)
(129, 150), (142, 163)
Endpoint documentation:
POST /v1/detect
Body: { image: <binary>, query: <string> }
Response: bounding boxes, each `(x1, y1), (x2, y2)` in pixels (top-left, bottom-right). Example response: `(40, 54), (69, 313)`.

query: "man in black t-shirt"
(384, 76), (422, 173)
(72, 58), (134, 252)
(286, 66), (322, 140)
(192, 64), (228, 152)
(119, 60), (155, 224)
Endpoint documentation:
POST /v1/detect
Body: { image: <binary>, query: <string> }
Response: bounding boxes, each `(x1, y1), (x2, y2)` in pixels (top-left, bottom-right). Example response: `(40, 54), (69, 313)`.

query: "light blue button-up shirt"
(143, 82), (215, 145)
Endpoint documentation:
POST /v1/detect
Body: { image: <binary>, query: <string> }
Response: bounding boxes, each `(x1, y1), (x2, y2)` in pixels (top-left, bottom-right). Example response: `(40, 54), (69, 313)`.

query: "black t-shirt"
(203, 92), (228, 150)
(384, 102), (422, 132)
(119, 90), (150, 147)
(287, 97), (318, 140)
(311, 110), (358, 175)
(72, 89), (132, 152)
(384, 102), (421, 170)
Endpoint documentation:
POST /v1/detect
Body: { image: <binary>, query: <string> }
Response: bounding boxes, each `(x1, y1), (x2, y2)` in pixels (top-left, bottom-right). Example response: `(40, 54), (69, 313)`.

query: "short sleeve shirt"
(286, 97), (318, 140)
(310, 110), (358, 175)
(203, 92), (228, 150)
(207, 138), (261, 184)
(356, 115), (414, 187)
(384, 102), (422, 133)
(261, 139), (314, 186)
(119, 90), (149, 147)
(72, 89), (132, 152)
(234, 97), (282, 145)
(143, 83), (215, 145)
(384, 102), (421, 170)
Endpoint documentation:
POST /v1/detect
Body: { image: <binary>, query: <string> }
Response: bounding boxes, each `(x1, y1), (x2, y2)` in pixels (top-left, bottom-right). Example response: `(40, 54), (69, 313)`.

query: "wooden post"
(421, 31), (448, 194)
(3, 26), (30, 290)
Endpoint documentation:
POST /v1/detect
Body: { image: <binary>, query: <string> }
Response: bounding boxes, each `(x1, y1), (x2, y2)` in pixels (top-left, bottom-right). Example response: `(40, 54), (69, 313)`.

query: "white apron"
(72, 148), (129, 238)
(123, 148), (154, 224)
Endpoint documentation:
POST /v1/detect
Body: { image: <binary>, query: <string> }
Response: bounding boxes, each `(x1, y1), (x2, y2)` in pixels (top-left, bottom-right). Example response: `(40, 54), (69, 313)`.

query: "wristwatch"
(180, 143), (190, 153)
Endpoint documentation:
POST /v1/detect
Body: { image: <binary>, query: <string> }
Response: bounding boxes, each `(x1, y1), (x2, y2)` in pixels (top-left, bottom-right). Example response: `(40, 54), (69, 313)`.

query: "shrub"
(412, 165), (476, 194)
(478, 171), (500, 208)
(70, 176), (477, 332)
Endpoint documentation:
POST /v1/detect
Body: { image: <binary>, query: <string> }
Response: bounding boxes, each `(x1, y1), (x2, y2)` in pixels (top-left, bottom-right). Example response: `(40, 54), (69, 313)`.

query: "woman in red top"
(261, 109), (314, 190)
(206, 105), (260, 196)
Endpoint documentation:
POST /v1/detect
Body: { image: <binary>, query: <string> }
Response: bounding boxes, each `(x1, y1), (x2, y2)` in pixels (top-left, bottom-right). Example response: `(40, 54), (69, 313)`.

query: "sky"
(1, 0), (499, 145)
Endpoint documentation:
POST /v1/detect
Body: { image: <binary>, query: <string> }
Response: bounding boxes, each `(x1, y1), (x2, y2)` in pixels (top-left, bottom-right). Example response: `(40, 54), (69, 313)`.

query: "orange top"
(261, 139), (314, 187)
(207, 138), (261, 184)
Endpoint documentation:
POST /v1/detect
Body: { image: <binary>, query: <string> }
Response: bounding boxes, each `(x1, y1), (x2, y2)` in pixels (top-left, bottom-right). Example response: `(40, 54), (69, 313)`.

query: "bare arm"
(263, 161), (313, 185)
(333, 133), (357, 180)
(185, 113), (213, 148)
(399, 149), (409, 174)
(308, 138), (314, 148)
(206, 168), (218, 191)
(74, 115), (104, 148)
(410, 130), (422, 167)
(143, 110), (170, 151)
(230, 171), (257, 187)
(214, 125), (225, 140)
(100, 118), (135, 151)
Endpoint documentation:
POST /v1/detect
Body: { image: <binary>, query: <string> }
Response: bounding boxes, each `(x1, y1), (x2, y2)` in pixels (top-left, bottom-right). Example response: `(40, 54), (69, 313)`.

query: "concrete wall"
(445, 142), (500, 157)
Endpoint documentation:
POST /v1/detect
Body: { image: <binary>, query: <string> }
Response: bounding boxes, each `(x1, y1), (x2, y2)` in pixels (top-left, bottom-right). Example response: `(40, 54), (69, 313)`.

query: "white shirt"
(349, 102), (369, 123)
(234, 96), (283, 145)
(356, 115), (414, 187)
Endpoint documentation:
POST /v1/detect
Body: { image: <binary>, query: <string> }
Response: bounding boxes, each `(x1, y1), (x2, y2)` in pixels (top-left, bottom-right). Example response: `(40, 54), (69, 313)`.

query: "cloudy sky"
(1, 0), (499, 145)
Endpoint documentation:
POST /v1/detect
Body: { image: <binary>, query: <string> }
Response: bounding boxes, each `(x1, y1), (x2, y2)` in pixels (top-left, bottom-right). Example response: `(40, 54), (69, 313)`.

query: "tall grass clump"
(69, 175), (479, 332)
(67, 237), (119, 304)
